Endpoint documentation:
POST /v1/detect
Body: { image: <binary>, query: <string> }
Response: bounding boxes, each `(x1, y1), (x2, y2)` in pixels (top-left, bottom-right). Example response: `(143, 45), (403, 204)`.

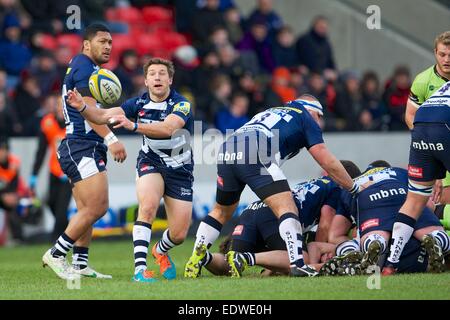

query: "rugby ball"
(89, 68), (122, 106)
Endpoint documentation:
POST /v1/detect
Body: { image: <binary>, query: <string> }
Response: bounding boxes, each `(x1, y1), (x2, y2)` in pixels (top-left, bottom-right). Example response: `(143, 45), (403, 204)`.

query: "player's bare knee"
(169, 230), (187, 244)
(209, 204), (233, 223)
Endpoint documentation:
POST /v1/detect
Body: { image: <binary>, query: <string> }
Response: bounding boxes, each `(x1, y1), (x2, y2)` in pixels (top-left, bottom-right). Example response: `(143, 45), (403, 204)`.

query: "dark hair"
(340, 160), (361, 179)
(83, 23), (110, 41)
(298, 93), (319, 102)
(368, 160), (391, 168)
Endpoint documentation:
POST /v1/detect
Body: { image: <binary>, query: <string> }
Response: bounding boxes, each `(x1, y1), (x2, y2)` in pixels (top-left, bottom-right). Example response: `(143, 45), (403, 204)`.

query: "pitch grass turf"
(0, 239), (449, 300)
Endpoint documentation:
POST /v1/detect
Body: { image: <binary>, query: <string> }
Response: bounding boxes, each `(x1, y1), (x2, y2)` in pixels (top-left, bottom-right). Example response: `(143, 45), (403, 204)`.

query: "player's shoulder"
(126, 91), (148, 106)
(170, 90), (192, 115)
(69, 54), (95, 69)
(413, 65), (435, 83)
(170, 89), (190, 104)
(66, 54), (97, 82)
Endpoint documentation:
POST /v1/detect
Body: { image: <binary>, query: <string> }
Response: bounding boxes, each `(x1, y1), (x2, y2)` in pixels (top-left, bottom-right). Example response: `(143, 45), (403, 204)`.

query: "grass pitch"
(0, 239), (449, 300)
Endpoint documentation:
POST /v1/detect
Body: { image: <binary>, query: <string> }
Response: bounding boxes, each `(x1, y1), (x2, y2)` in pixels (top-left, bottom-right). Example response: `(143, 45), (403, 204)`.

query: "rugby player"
(325, 161), (449, 276)
(221, 161), (361, 277)
(184, 96), (361, 278)
(66, 58), (193, 282)
(405, 31), (450, 129)
(404, 30), (450, 223)
(383, 81), (450, 275)
(42, 24), (127, 280)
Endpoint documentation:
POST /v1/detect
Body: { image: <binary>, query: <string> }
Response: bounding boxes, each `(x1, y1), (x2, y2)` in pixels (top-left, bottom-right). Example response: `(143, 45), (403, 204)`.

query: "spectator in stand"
(0, 14), (32, 90)
(193, 48), (221, 118)
(272, 25), (299, 68)
(174, 0), (198, 34)
(55, 45), (72, 81)
(290, 68), (308, 96)
(334, 70), (362, 131)
(20, 0), (68, 34)
(215, 91), (250, 133)
(173, 45), (200, 95)
(237, 16), (275, 74)
(0, 136), (23, 242)
(382, 65), (411, 131)
(206, 73), (232, 124)
(224, 6), (243, 45)
(360, 71), (386, 131)
(30, 50), (59, 97)
(217, 44), (248, 83)
(270, 66), (296, 103)
(191, 0), (226, 47)
(196, 0), (236, 11)
(208, 25), (231, 50)
(0, 91), (21, 136)
(296, 16), (336, 77)
(12, 72), (41, 136)
(113, 49), (141, 101)
(236, 70), (264, 116)
(305, 71), (328, 113)
(246, 0), (283, 39)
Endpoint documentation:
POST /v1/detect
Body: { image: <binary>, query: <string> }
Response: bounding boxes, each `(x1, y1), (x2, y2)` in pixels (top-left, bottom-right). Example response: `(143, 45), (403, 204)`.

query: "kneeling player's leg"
(360, 231), (389, 269)
(386, 185), (432, 268)
(133, 173), (164, 277)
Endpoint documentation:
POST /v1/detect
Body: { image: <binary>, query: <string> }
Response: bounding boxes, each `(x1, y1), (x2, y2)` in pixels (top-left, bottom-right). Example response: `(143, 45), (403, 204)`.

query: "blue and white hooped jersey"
(415, 81), (450, 124)
(335, 167), (408, 225)
(62, 54), (103, 143)
(234, 100), (324, 163)
(121, 89), (193, 171)
(354, 166), (408, 188)
(291, 176), (341, 232)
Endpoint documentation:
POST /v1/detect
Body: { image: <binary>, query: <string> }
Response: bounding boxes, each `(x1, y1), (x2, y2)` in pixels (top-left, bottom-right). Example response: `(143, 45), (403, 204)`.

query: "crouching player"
(324, 161), (449, 275)
(192, 161), (361, 277)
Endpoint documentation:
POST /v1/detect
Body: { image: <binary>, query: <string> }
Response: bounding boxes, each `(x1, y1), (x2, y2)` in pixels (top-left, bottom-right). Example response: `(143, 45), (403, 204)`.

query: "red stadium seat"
(136, 33), (161, 56)
(115, 7), (144, 25)
(56, 34), (82, 56)
(142, 6), (174, 31)
(161, 32), (188, 51)
(39, 33), (58, 50)
(103, 56), (119, 70)
(111, 34), (135, 56)
(105, 7), (117, 21)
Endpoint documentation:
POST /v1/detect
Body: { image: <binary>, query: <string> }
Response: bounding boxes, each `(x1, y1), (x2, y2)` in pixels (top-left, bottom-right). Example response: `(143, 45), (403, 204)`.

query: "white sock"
(133, 222), (152, 274)
(278, 213), (304, 267)
(193, 215), (222, 252)
(336, 239), (360, 256)
(362, 234), (387, 254)
(387, 222), (414, 264)
(156, 229), (177, 255)
(430, 230), (450, 254)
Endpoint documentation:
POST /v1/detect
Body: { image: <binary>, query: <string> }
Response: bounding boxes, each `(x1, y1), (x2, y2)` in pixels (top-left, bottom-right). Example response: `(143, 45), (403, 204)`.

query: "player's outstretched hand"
(108, 140), (127, 163)
(66, 87), (84, 110)
(109, 115), (134, 131)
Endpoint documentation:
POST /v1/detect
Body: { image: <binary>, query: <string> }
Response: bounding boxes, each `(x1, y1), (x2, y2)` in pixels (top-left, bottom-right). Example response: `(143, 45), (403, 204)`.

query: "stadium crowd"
(0, 0), (414, 139)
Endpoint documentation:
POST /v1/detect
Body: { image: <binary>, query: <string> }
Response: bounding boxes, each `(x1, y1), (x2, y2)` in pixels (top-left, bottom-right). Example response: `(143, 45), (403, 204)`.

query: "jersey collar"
(434, 65), (450, 82)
